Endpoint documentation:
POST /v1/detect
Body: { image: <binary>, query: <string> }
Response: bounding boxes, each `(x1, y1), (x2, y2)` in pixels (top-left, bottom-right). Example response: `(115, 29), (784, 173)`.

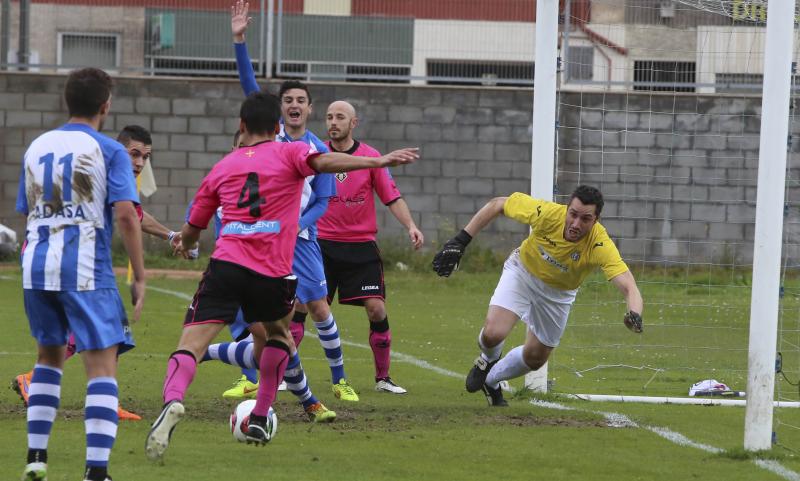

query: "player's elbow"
(489, 197), (508, 214)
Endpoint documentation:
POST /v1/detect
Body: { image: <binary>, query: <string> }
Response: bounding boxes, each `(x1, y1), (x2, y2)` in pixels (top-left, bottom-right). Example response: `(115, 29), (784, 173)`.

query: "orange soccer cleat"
(11, 371), (32, 407)
(118, 406), (142, 421)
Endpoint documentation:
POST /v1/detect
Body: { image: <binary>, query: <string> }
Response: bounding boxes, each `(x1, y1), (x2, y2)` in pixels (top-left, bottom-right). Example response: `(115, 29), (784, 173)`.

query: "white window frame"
(56, 32), (121, 72)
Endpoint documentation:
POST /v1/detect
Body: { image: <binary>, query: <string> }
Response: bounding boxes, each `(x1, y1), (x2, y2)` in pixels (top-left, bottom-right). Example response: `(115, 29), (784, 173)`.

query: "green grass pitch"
(1, 266), (800, 480)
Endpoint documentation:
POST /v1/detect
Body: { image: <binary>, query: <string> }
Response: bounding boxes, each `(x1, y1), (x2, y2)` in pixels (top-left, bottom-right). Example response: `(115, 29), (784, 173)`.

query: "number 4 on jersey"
(237, 172), (266, 217)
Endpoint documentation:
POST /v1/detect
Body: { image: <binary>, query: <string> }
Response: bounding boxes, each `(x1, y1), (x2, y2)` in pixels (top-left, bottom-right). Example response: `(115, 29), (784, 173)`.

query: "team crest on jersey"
(570, 251), (580, 261)
(336, 172), (348, 183)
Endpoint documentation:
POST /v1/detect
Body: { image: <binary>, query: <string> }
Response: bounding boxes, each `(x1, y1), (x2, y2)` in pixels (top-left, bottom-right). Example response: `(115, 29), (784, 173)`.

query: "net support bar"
(524, 0), (559, 393)
(569, 394), (800, 408)
(744, 0), (797, 452)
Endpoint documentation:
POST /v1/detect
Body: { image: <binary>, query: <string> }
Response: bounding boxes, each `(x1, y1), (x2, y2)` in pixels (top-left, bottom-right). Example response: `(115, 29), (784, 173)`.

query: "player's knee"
(521, 349), (548, 371)
(307, 299), (330, 321)
(365, 301), (386, 321)
(480, 324), (506, 347)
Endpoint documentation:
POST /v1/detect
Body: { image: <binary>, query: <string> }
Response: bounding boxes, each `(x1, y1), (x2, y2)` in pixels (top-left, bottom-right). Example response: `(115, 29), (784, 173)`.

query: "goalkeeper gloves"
(623, 311), (643, 333)
(432, 229), (472, 277)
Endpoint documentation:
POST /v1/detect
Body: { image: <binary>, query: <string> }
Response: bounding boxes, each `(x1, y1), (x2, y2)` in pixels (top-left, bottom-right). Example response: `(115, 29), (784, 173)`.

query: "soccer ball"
(229, 399), (278, 443)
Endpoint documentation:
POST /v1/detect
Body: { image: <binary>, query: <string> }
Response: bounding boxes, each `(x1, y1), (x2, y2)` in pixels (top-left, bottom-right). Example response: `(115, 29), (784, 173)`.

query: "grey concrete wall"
(1, 72), (795, 265)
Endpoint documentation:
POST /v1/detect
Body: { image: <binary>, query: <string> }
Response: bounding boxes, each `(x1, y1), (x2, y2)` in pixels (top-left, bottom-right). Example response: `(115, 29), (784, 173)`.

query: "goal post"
(524, 0), (560, 393)
(743, 0), (796, 452)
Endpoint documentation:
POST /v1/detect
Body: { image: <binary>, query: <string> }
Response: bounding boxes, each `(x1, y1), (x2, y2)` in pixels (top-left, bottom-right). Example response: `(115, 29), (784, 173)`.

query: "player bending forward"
(432, 186), (643, 406)
(145, 92), (418, 461)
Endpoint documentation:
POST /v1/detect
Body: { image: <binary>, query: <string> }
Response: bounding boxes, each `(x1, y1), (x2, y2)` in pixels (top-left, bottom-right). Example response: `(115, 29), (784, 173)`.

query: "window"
(715, 73), (763, 94)
(58, 33), (119, 69)
(345, 65), (410, 84)
(634, 60), (696, 92)
(567, 46), (594, 81)
(426, 60), (534, 87)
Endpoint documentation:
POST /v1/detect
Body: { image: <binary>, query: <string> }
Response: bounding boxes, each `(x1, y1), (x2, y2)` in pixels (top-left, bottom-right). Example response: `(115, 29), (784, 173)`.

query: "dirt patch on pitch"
(478, 414), (608, 428)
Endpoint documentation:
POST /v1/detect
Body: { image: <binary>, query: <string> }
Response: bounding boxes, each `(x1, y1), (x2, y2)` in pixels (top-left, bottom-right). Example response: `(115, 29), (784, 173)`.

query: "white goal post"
(525, 0), (799, 452)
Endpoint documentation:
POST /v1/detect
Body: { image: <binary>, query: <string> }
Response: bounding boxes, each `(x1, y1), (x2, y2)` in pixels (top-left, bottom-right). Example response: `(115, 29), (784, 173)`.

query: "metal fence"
(0, 0), (788, 91)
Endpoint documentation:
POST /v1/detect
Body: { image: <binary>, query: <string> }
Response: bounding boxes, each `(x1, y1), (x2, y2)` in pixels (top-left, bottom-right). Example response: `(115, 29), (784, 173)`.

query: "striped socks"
(84, 377), (119, 480)
(314, 314), (346, 384)
(26, 364), (62, 464)
(284, 351), (319, 409)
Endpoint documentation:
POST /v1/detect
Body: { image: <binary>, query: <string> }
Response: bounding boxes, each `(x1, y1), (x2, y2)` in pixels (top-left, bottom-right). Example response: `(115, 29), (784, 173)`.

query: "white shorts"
(489, 250), (577, 348)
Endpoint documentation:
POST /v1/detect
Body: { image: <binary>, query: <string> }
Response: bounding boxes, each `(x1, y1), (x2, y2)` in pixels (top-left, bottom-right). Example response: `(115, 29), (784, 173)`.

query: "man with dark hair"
(12, 124), (184, 422)
(16, 67), (145, 481)
(319, 100), (425, 394)
(225, 1), (358, 411)
(145, 91), (418, 460)
(432, 186), (644, 406)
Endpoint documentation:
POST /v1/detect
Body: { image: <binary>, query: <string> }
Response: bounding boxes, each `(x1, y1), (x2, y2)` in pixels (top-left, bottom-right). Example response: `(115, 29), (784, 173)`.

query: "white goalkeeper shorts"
(489, 249), (577, 348)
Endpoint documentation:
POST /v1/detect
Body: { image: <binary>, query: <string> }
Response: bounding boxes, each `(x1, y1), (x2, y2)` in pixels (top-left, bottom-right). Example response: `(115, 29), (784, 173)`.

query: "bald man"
(318, 101), (424, 394)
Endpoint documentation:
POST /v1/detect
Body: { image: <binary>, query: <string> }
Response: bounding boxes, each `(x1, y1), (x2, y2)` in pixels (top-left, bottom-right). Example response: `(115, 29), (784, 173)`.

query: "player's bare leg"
(466, 305), (518, 393)
(146, 323), (224, 462)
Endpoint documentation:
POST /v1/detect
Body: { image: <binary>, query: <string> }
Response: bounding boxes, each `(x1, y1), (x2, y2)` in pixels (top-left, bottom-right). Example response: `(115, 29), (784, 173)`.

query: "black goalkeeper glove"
(624, 311), (643, 333)
(432, 229), (472, 277)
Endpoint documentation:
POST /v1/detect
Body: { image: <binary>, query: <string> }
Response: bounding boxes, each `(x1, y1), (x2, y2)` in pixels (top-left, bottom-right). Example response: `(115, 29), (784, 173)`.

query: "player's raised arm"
(231, 0), (259, 96)
(610, 270), (644, 333)
(432, 197), (508, 277)
(308, 147), (419, 173)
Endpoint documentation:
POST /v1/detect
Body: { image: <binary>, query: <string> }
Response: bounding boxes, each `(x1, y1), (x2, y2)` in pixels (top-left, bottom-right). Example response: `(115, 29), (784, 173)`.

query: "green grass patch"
(1, 267), (800, 480)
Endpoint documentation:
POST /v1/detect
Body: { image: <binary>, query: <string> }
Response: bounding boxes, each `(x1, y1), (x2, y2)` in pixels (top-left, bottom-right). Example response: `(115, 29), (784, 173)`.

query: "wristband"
(167, 231), (177, 243)
(454, 229), (472, 246)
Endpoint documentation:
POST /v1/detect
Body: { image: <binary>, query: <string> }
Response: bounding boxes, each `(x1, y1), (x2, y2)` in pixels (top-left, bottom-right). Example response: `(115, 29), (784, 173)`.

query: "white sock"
(485, 346), (531, 388)
(478, 328), (504, 362)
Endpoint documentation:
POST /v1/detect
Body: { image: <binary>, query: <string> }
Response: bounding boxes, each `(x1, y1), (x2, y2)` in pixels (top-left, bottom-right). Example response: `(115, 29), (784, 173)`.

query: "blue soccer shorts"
(293, 238), (328, 304)
(24, 288), (133, 353)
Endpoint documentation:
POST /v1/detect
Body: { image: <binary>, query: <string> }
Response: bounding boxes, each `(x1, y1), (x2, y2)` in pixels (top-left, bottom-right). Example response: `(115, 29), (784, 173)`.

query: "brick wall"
(1, 72), (794, 264)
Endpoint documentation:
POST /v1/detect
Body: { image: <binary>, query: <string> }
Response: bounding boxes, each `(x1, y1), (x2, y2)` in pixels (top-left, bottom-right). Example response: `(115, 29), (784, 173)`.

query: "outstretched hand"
(231, 0), (252, 42)
(432, 230), (472, 277)
(379, 148), (419, 167)
(623, 311), (643, 333)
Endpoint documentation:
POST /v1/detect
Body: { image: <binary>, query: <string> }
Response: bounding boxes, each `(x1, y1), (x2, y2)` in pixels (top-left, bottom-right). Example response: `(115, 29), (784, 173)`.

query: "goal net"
(548, 0), (800, 447)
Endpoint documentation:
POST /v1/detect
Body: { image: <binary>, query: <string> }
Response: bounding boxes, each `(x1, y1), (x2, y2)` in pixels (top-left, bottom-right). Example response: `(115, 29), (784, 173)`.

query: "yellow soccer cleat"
(222, 375), (259, 400)
(304, 402), (336, 423)
(331, 378), (359, 402)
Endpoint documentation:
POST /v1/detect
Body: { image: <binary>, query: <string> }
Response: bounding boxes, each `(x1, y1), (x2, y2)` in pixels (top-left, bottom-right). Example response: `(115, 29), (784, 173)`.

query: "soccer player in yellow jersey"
(432, 185), (644, 406)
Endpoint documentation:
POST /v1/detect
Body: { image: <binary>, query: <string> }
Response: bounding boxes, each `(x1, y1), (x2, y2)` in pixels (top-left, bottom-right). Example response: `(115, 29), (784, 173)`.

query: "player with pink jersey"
(145, 92), (418, 460)
(318, 101), (425, 394)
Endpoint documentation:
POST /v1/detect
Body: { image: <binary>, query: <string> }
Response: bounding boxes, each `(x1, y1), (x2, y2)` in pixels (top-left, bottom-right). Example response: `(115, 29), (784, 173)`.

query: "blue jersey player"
(17, 68), (146, 481)
(206, 1), (358, 407)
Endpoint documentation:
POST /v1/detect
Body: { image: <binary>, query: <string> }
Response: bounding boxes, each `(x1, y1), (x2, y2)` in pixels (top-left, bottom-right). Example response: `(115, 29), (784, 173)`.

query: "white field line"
(6, 281), (799, 480)
(531, 400), (799, 480)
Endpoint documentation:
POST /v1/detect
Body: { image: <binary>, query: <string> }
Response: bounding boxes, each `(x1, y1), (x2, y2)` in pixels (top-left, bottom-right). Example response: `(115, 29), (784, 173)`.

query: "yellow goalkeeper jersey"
(503, 192), (629, 291)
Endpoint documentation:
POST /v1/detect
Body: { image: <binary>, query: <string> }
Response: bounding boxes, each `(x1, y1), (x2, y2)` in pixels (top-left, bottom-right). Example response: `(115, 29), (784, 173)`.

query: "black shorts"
(318, 239), (384, 306)
(184, 259), (297, 327)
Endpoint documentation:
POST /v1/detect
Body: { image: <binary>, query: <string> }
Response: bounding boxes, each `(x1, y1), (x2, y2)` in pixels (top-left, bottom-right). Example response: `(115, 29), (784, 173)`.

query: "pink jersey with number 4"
(318, 141), (402, 242)
(188, 140), (319, 277)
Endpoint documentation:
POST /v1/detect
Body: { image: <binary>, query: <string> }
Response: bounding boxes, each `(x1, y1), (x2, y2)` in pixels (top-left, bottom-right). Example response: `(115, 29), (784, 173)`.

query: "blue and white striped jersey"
(16, 123), (139, 291)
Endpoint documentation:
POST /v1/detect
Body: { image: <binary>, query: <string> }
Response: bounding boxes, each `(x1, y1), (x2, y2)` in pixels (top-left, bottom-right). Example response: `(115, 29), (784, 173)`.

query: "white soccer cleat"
(375, 377), (407, 394)
(145, 400), (185, 462)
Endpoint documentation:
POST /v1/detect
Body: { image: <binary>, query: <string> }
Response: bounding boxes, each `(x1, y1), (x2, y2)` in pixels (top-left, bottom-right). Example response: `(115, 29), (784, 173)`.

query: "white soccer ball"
(229, 399), (278, 443)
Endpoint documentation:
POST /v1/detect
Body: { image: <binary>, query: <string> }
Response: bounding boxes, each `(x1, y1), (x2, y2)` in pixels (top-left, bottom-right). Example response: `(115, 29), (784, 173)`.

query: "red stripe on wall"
(352, 0), (590, 23)
(30, 0), (304, 13)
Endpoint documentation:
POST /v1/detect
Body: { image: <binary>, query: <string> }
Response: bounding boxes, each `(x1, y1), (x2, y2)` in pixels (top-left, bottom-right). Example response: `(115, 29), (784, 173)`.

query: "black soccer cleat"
(245, 414), (271, 446)
(465, 356), (497, 393)
(481, 383), (508, 407)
